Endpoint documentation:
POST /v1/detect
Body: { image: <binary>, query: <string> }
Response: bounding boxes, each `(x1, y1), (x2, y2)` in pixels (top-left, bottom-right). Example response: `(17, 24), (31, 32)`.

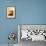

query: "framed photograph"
(7, 7), (16, 19)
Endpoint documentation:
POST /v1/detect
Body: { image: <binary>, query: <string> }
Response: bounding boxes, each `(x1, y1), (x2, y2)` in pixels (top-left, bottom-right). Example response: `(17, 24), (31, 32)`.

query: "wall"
(0, 0), (46, 44)
(0, 0), (18, 44)
(16, 0), (46, 24)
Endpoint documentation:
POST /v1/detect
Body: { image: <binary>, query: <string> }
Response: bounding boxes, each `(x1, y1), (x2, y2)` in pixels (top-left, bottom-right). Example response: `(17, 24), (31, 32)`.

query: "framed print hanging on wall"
(7, 7), (16, 19)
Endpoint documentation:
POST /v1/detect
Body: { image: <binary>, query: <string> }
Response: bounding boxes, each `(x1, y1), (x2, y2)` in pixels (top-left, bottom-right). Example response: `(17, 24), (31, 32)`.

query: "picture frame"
(7, 7), (16, 19)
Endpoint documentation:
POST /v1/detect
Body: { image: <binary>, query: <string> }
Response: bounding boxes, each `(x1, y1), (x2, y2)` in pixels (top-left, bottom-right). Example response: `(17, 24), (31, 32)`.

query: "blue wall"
(16, 0), (46, 24)
(0, 0), (18, 44)
(0, 0), (46, 44)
